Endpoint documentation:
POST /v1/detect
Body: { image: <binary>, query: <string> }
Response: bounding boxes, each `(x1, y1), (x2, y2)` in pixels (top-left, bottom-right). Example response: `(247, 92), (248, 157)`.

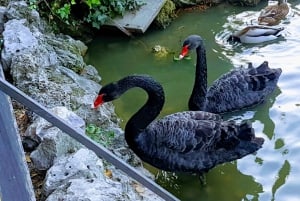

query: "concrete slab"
(106, 0), (166, 34)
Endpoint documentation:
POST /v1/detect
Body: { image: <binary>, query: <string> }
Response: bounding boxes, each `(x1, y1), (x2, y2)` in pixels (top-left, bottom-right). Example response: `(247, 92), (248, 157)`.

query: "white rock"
(29, 106), (84, 170)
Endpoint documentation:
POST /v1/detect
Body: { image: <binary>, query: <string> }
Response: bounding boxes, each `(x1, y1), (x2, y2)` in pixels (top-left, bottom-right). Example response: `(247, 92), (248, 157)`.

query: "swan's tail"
(237, 120), (255, 140)
(249, 61), (282, 79)
(219, 120), (264, 157)
(248, 61), (282, 91)
(200, 120), (264, 173)
(236, 120), (264, 154)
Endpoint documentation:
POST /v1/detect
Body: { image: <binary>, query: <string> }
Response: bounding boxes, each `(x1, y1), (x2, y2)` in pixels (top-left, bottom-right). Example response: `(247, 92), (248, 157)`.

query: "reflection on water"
(85, 1), (300, 200)
(153, 162), (263, 201)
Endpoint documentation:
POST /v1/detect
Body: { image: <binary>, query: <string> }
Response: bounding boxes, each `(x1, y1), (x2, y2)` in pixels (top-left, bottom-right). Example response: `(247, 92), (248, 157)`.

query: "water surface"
(85, 1), (300, 200)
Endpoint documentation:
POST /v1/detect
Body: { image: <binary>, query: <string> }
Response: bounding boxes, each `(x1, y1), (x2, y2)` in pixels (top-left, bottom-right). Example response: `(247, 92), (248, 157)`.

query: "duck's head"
(227, 35), (241, 43)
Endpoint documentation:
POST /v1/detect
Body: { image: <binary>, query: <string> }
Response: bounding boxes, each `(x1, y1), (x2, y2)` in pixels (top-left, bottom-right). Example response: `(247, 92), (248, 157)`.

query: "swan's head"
(179, 35), (203, 59)
(93, 82), (119, 109)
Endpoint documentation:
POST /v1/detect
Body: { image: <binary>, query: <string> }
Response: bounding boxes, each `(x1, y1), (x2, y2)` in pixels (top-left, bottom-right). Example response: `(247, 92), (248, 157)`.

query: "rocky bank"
(0, 1), (163, 200)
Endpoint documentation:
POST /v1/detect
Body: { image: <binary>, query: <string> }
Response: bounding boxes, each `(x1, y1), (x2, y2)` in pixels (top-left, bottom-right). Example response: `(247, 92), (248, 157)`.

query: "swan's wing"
(162, 110), (221, 121)
(141, 113), (263, 173)
(146, 114), (223, 153)
(210, 62), (281, 93)
(205, 62), (281, 113)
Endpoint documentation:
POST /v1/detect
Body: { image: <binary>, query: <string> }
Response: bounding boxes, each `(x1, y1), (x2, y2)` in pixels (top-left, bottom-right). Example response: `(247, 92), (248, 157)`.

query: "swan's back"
(203, 61), (282, 113)
(132, 111), (264, 173)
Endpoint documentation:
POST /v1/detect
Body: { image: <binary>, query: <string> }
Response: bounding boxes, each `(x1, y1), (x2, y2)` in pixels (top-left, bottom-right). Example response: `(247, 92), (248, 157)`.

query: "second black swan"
(93, 75), (264, 175)
(179, 35), (282, 113)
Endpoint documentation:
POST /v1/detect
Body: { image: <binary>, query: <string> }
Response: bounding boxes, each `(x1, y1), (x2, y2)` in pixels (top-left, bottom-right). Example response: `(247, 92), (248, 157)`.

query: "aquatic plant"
(86, 123), (115, 147)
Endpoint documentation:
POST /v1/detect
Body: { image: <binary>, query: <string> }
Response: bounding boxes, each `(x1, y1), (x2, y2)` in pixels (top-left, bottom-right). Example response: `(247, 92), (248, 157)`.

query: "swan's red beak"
(93, 94), (105, 109)
(179, 45), (189, 60)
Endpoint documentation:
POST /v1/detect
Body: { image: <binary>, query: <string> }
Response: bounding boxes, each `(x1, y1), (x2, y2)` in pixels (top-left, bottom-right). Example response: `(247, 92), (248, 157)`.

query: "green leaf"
(86, 0), (101, 8)
(173, 55), (180, 61)
(56, 3), (71, 20)
(173, 55), (191, 61)
(86, 124), (97, 134)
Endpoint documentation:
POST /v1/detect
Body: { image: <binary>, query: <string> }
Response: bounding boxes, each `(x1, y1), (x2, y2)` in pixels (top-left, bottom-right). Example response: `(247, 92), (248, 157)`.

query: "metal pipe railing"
(0, 77), (179, 201)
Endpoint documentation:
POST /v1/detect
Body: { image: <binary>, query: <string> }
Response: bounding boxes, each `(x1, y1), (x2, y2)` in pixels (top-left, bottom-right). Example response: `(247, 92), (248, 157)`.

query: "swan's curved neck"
(120, 76), (165, 148)
(188, 44), (207, 111)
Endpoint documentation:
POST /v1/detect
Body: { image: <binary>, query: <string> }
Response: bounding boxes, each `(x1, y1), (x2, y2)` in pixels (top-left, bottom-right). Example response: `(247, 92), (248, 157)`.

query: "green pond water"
(85, 1), (300, 200)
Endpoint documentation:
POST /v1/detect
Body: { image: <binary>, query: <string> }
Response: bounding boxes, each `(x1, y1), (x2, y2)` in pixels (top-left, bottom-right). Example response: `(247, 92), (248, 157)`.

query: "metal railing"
(0, 77), (179, 201)
(0, 69), (36, 201)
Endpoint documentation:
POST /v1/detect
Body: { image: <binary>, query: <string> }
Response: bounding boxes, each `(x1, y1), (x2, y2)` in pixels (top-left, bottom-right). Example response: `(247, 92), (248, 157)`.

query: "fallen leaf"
(104, 169), (113, 178)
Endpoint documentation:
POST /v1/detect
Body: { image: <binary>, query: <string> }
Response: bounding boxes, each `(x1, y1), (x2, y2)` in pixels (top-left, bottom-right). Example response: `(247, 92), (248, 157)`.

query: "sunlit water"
(85, 1), (300, 200)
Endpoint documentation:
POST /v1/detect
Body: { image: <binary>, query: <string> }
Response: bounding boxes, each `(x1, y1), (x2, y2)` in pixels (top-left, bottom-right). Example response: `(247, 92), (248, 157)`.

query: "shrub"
(27, 0), (145, 33)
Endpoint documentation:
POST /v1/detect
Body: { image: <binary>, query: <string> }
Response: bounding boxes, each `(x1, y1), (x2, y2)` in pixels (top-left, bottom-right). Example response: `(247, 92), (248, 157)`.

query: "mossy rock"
(154, 0), (177, 29)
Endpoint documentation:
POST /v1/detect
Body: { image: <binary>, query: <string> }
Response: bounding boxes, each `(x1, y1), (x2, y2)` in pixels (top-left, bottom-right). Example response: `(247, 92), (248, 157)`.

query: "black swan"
(179, 35), (282, 113)
(93, 74), (264, 177)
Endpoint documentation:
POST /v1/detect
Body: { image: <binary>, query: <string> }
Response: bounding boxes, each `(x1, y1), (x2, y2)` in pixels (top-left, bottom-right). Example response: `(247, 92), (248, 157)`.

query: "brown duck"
(258, 0), (289, 26)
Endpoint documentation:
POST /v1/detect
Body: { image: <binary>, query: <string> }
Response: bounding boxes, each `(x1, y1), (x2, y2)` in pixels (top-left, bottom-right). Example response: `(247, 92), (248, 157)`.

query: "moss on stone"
(154, 0), (177, 29)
